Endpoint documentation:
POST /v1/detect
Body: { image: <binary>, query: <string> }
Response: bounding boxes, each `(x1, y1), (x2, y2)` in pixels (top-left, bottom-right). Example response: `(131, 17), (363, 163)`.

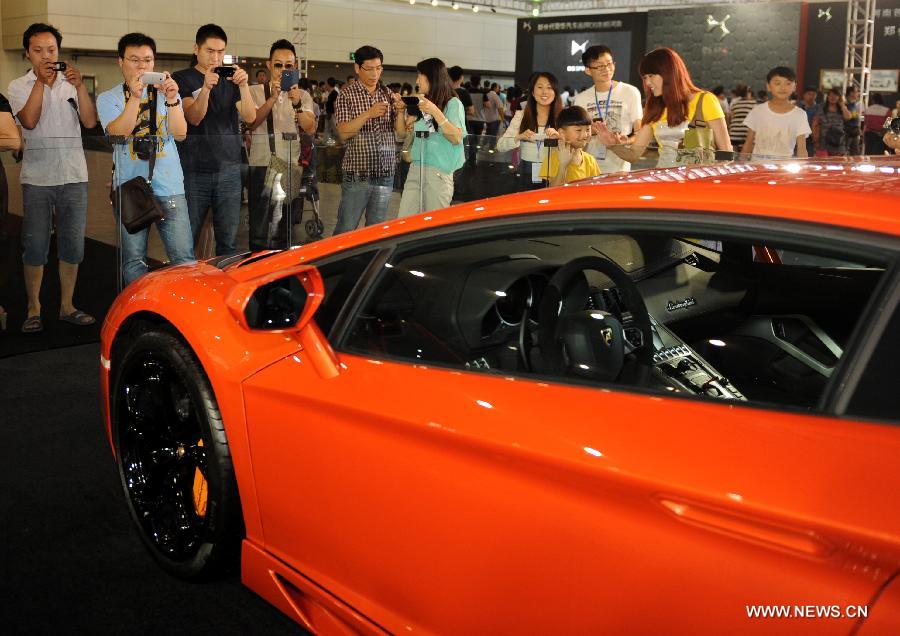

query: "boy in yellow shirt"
(544, 106), (601, 185)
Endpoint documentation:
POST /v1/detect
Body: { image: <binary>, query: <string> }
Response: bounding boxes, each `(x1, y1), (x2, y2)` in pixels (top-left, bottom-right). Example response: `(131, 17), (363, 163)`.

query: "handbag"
(262, 83), (305, 200)
(676, 92), (716, 165)
(114, 87), (166, 234)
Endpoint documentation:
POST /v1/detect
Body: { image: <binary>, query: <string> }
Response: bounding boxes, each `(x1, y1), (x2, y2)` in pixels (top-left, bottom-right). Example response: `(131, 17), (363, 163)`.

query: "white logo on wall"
(706, 14), (731, 39)
(571, 40), (588, 56)
(818, 7), (832, 21)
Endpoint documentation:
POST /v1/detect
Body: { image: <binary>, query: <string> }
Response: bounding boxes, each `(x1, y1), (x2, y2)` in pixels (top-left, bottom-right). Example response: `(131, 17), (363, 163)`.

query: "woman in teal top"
(396, 58), (466, 217)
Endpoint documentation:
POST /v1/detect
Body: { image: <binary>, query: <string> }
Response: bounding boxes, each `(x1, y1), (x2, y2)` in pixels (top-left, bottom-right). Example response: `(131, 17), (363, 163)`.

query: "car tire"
(111, 328), (242, 580)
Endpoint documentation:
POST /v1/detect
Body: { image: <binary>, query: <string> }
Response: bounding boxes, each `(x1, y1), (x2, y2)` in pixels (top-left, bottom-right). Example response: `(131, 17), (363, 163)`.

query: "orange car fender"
(101, 262), (323, 543)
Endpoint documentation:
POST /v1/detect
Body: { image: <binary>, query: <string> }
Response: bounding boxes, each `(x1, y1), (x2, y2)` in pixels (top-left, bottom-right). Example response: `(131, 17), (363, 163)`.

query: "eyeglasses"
(360, 65), (383, 72)
(272, 62), (295, 69)
(125, 57), (154, 64)
(588, 62), (615, 71)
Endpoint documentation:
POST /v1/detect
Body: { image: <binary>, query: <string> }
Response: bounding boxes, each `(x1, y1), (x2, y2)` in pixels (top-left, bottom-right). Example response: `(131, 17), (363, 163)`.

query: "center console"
(649, 317), (746, 401)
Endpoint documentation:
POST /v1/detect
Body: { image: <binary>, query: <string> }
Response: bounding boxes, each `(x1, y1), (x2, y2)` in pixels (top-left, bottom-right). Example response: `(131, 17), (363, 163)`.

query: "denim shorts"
(21, 182), (88, 266)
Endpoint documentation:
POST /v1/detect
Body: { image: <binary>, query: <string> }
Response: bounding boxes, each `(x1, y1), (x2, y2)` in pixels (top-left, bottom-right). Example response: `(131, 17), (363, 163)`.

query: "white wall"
(3, 0), (516, 68)
(308, 0), (516, 72)
(0, 0), (517, 95)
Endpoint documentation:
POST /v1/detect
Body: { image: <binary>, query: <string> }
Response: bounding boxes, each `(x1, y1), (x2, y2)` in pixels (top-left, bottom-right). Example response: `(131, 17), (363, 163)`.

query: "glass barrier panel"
(1, 135), (115, 347)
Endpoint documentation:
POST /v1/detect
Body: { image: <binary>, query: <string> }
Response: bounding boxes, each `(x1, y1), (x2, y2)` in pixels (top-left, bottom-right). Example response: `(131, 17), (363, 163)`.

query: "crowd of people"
(1, 21), (898, 335)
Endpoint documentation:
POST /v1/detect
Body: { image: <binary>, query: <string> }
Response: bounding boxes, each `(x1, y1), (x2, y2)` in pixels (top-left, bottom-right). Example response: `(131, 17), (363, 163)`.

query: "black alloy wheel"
(111, 328), (242, 579)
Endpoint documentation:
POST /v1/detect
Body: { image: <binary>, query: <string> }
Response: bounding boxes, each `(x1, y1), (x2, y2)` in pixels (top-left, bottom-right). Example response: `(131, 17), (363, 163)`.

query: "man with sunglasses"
(332, 45), (403, 235)
(245, 39), (316, 251)
(574, 45), (642, 173)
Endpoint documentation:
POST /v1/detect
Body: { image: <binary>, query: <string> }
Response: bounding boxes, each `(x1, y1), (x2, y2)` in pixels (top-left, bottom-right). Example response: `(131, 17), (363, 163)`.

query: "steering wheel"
(536, 255), (653, 384)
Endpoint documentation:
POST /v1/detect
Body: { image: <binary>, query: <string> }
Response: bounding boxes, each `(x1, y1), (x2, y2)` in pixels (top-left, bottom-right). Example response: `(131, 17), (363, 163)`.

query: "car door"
(241, 218), (900, 635)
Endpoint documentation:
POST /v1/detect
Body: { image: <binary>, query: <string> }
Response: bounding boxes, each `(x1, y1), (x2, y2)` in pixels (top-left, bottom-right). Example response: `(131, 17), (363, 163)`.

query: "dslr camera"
(132, 136), (155, 161)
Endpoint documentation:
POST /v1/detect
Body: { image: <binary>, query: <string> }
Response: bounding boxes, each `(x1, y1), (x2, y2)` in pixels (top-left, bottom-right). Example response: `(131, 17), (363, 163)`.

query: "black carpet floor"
(1, 214), (115, 359)
(0, 343), (303, 635)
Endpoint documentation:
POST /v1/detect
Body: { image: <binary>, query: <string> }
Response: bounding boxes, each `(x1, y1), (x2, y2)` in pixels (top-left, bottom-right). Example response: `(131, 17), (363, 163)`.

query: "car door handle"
(657, 496), (834, 558)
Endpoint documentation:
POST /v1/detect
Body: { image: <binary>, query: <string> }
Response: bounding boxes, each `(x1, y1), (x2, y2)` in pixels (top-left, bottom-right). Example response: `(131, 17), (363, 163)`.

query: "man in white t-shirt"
(741, 66), (810, 159)
(574, 45), (643, 173)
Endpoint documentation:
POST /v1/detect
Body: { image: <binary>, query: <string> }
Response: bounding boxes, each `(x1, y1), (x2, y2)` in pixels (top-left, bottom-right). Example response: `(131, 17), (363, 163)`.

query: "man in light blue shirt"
(97, 33), (194, 285)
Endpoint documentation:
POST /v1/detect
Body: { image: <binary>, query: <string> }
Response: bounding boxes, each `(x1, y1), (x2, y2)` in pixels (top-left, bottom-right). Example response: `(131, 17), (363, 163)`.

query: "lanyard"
(593, 83), (613, 121)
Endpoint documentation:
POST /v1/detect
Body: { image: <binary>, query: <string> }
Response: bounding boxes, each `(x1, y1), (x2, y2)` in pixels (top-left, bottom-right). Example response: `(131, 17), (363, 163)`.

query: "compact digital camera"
(51, 61), (67, 72)
(214, 66), (236, 79)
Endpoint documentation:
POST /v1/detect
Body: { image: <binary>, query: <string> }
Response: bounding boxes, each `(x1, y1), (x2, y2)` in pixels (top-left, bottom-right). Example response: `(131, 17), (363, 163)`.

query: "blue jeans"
(333, 173), (394, 235)
(184, 164), (242, 255)
(120, 194), (195, 286)
(21, 182), (88, 266)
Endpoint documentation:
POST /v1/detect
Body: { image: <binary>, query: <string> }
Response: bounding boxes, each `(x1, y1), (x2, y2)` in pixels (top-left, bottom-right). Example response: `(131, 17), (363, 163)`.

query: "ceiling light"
(431, 0), (438, 5)
(452, 1), (458, 8)
(532, 7), (540, 16)
(410, 0), (415, 4)
(473, 4), (479, 11)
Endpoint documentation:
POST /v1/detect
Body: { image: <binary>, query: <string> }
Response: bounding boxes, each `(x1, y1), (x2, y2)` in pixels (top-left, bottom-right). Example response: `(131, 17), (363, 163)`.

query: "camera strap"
(122, 83), (159, 183)
(263, 82), (276, 155)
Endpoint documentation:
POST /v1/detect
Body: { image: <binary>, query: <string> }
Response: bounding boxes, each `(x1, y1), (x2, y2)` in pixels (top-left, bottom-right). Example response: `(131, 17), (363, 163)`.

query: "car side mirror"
(225, 264), (325, 333)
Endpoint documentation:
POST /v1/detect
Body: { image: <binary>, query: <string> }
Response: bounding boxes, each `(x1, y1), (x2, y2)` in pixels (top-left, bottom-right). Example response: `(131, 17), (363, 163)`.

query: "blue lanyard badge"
(591, 84), (613, 160)
(593, 84), (613, 122)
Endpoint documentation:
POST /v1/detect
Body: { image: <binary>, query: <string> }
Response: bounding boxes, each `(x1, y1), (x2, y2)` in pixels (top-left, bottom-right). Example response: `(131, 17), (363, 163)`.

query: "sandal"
(59, 309), (96, 326)
(21, 315), (43, 333)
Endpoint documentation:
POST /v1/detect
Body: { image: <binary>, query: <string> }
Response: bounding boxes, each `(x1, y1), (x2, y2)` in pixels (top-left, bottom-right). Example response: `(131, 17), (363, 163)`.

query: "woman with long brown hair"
(605, 47), (732, 167)
(396, 57), (466, 216)
(497, 71), (564, 189)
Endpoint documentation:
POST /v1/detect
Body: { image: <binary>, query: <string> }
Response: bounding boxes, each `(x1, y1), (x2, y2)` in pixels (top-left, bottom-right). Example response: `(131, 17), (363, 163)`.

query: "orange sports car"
(101, 158), (900, 635)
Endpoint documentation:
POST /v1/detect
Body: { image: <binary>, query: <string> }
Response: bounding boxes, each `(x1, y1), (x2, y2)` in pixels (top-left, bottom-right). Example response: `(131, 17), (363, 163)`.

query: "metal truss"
(842, 0), (875, 108)
(293, 0), (310, 76)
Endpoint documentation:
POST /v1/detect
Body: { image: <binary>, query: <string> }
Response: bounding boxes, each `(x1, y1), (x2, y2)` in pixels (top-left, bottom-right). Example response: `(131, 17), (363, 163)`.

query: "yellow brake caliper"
(192, 438), (208, 518)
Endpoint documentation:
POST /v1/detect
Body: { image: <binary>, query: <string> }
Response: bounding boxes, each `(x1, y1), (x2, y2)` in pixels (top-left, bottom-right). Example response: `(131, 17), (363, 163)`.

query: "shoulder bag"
(114, 86), (166, 234)
(262, 83), (306, 201)
(677, 92), (717, 165)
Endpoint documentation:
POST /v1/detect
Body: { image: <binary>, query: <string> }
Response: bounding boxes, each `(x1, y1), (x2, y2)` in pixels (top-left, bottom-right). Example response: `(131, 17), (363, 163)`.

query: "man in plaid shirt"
(333, 45), (404, 234)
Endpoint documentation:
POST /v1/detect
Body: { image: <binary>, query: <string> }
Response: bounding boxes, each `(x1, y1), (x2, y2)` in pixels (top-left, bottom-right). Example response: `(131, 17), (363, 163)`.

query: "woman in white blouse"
(497, 72), (563, 190)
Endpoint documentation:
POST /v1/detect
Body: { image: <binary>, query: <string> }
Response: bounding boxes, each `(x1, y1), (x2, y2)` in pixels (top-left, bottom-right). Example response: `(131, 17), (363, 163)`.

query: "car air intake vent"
(236, 251), (281, 268)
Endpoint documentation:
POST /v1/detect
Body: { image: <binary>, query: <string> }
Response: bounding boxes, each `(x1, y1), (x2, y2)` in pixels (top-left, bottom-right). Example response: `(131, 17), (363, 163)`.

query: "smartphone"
(214, 66), (236, 79)
(401, 96), (422, 119)
(140, 72), (166, 86)
(223, 54), (237, 65)
(52, 61), (67, 72)
(280, 69), (300, 91)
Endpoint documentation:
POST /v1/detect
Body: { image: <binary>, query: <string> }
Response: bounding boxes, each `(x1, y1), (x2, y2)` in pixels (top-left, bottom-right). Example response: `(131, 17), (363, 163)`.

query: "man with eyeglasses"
(574, 45), (642, 173)
(172, 24), (256, 256)
(333, 45), (403, 234)
(245, 39), (317, 251)
(97, 32), (194, 285)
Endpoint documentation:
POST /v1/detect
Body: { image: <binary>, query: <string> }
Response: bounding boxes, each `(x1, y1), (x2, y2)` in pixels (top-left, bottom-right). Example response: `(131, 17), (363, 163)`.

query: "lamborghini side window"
(844, 298), (900, 424)
(313, 250), (378, 337)
(341, 225), (888, 414)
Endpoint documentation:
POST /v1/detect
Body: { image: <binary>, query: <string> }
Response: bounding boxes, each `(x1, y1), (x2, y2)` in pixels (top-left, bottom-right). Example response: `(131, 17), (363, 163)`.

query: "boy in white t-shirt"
(573, 45), (643, 173)
(741, 66), (811, 159)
